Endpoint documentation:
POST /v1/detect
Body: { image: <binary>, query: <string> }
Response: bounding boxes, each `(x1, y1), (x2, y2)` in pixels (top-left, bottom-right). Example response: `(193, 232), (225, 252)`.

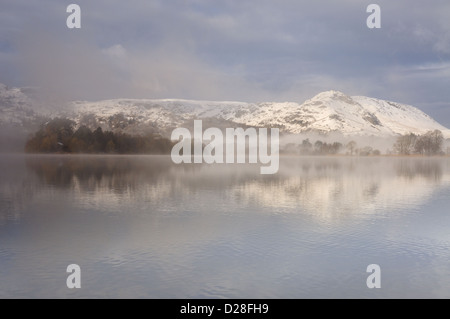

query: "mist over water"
(0, 155), (449, 298)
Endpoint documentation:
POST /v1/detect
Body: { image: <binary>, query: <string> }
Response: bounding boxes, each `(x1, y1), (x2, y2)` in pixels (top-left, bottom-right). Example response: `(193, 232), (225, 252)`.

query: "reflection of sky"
(0, 155), (449, 298)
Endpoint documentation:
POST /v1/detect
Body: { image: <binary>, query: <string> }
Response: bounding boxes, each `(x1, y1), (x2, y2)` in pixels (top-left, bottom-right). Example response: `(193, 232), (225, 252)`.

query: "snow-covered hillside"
(67, 90), (450, 138)
(0, 84), (38, 126)
(1, 83), (449, 139)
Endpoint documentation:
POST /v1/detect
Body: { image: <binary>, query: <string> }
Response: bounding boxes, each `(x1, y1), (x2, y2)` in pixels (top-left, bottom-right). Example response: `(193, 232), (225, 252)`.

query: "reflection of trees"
(225, 157), (447, 219)
(25, 156), (173, 192)
(0, 156), (38, 224)
(395, 159), (443, 181)
(314, 161), (342, 172)
(1, 156), (448, 224)
(1, 156), (177, 224)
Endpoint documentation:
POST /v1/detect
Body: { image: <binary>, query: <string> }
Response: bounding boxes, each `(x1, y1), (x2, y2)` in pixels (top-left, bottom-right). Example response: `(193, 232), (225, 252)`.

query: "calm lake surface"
(0, 154), (449, 298)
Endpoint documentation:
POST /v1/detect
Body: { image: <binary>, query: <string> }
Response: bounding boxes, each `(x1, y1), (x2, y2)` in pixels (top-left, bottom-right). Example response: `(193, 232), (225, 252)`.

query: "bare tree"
(429, 130), (444, 155)
(414, 130), (443, 155)
(414, 135), (427, 155)
(393, 133), (416, 155)
(360, 146), (373, 156)
(346, 141), (357, 156)
(300, 139), (313, 155)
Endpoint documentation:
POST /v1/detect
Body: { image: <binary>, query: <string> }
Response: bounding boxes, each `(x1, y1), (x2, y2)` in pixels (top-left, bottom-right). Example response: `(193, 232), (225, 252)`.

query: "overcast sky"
(1, 0), (450, 126)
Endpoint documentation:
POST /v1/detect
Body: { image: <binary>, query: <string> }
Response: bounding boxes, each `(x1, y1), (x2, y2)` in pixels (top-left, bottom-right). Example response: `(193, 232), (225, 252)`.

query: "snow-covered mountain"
(0, 83), (39, 126)
(67, 90), (450, 138)
(1, 83), (449, 139)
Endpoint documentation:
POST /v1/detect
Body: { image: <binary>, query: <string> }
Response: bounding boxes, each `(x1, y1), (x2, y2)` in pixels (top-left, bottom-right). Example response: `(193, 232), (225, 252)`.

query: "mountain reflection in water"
(0, 155), (449, 298)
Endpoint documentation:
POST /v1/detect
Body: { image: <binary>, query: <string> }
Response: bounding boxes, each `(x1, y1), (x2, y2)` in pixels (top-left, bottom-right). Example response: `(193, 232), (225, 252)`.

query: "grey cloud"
(1, 0), (449, 126)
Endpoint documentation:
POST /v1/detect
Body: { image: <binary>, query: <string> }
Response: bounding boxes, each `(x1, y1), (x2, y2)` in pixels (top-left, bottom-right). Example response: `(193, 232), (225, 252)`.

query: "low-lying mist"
(280, 131), (397, 155)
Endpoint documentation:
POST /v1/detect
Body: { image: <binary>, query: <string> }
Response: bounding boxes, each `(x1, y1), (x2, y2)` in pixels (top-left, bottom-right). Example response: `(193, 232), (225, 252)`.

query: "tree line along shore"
(25, 118), (174, 154)
(25, 118), (448, 156)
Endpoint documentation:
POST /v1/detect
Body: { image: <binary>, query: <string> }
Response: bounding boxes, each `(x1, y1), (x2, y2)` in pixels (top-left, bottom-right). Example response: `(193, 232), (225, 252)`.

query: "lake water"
(0, 154), (449, 298)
